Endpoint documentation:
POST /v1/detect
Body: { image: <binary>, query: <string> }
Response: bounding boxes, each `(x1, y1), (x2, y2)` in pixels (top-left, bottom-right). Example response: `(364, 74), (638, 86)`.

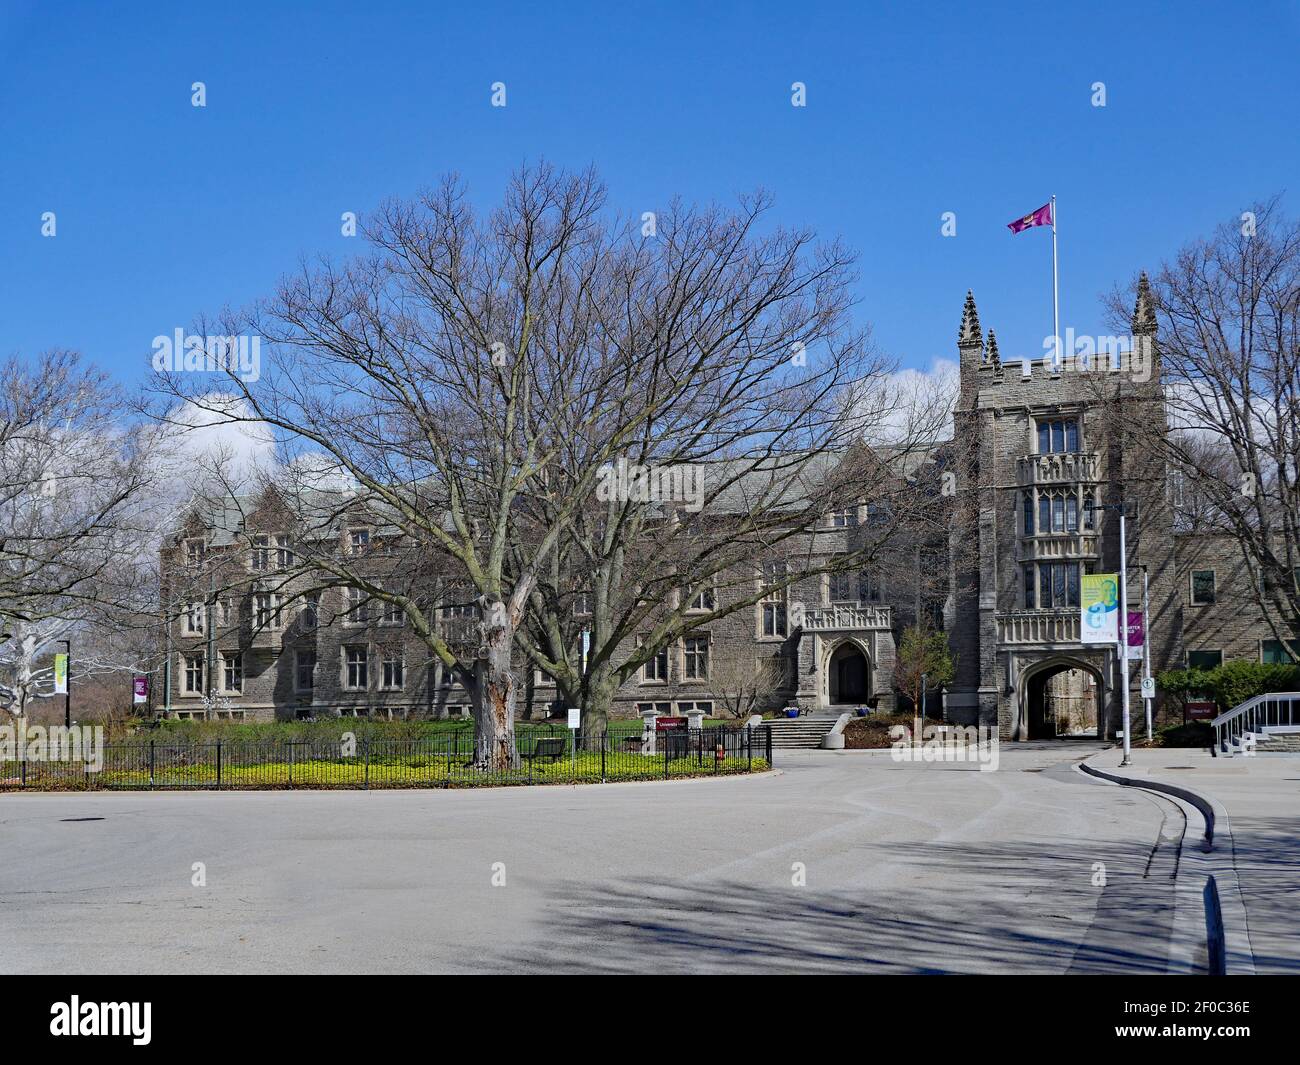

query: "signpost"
(567, 707), (580, 772)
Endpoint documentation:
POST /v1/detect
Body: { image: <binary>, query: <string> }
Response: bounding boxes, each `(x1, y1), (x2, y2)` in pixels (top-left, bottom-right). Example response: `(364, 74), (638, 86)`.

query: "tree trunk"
(473, 602), (517, 771)
(581, 663), (616, 739)
(522, 667), (535, 721)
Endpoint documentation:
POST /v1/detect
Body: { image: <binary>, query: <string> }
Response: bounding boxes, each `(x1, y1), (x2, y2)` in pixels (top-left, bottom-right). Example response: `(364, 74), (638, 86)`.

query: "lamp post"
(1117, 510), (1132, 766)
(1099, 503), (1135, 766)
(1140, 565), (1153, 742)
(61, 638), (71, 728)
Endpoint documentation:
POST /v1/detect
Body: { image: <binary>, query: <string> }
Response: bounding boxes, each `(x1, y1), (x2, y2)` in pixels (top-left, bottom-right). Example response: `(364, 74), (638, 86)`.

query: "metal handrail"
(1211, 691), (1300, 751)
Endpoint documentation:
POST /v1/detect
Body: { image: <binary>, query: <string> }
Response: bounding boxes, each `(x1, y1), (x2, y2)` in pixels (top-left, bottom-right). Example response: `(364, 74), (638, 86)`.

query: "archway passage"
(829, 644), (870, 704)
(1025, 664), (1100, 738)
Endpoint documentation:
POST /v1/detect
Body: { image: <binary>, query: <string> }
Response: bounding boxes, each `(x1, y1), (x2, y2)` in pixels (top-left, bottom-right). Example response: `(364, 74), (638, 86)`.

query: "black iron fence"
(0, 725), (772, 791)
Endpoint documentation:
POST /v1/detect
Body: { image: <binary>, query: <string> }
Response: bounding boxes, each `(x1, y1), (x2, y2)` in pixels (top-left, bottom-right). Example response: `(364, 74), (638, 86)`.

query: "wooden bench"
(525, 736), (568, 764)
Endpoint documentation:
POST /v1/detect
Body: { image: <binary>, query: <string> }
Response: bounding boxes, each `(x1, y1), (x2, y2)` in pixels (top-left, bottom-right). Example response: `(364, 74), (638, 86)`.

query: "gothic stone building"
(159, 286), (1288, 736)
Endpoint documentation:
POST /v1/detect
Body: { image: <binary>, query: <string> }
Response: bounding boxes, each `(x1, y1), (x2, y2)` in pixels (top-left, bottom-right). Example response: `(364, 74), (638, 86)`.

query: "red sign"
(1186, 701), (1217, 721)
(133, 676), (148, 704)
(655, 716), (687, 732)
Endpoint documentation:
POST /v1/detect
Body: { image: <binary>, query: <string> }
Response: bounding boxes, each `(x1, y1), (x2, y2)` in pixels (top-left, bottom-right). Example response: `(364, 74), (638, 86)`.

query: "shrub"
(1157, 660), (1300, 712)
(1153, 720), (1214, 747)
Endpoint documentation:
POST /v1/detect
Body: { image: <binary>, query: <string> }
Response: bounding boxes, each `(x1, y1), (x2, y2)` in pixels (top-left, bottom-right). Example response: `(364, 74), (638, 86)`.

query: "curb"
(1078, 760), (1216, 848)
(1077, 753), (1256, 976)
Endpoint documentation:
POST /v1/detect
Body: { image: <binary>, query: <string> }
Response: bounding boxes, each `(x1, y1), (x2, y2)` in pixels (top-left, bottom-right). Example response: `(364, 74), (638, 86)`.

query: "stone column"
(640, 705), (661, 754)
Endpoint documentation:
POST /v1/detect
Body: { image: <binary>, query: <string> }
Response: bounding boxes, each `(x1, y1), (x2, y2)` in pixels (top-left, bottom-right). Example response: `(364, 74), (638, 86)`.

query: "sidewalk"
(1088, 747), (1300, 974)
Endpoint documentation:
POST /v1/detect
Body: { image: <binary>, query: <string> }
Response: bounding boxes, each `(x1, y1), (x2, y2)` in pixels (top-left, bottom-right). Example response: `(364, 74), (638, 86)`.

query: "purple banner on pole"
(1125, 612), (1144, 660)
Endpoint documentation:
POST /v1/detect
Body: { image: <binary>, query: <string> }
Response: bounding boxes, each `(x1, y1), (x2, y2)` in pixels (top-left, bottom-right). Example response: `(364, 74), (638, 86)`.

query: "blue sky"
(2, 0), (1296, 386)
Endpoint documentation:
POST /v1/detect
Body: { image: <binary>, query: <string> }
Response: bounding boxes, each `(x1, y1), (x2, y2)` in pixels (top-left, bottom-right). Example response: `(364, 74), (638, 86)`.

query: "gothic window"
(642, 642), (669, 683)
(221, 651), (243, 693)
(1037, 490), (1079, 533)
(683, 636), (709, 679)
(1031, 561), (1080, 608)
(1037, 418), (1080, 455)
(344, 645), (369, 689)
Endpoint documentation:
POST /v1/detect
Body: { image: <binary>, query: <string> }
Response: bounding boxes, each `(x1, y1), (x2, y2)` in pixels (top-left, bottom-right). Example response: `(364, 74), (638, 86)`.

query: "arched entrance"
(1022, 659), (1101, 739)
(828, 642), (870, 705)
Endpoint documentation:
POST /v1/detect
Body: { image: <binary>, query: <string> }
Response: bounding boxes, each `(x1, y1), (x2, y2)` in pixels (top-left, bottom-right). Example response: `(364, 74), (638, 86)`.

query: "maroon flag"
(1007, 202), (1054, 233)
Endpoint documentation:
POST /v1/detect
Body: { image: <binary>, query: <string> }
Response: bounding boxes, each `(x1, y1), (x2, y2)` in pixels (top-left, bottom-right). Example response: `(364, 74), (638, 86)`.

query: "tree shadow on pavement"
(1224, 815), (1300, 974)
(495, 835), (1182, 974)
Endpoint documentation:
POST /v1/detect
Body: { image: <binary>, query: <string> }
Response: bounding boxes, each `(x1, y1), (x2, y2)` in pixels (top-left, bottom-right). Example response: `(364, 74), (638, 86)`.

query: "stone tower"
(944, 284), (1182, 739)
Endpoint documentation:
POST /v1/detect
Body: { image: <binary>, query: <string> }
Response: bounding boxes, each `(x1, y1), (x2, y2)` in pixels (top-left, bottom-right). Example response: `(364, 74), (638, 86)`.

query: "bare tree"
(0, 351), (157, 713)
(707, 653), (784, 719)
(516, 364), (963, 732)
(0, 612), (158, 719)
(156, 166), (833, 766)
(1101, 199), (1300, 645)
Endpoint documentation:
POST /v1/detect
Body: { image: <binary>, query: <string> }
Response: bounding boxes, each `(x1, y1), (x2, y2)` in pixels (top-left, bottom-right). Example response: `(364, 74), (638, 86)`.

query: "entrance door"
(829, 644), (869, 704)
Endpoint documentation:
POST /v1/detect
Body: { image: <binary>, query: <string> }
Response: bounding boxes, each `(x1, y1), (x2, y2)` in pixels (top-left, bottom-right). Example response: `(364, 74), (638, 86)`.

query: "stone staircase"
(1213, 693), (1300, 756)
(1233, 728), (1300, 754)
(764, 716), (842, 749)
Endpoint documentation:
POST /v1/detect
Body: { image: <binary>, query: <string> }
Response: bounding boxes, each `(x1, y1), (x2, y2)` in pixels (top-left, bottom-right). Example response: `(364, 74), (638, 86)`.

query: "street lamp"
(1099, 503), (1136, 766)
(61, 638), (71, 728)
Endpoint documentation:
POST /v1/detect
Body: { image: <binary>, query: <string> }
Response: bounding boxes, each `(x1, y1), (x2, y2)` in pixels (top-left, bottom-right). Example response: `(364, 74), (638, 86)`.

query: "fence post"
(664, 734), (669, 779)
(149, 739), (155, 789)
(364, 736), (370, 790)
(216, 740), (222, 790)
(20, 756), (26, 787)
(287, 741), (294, 789)
(765, 724), (772, 765)
(601, 736), (606, 783)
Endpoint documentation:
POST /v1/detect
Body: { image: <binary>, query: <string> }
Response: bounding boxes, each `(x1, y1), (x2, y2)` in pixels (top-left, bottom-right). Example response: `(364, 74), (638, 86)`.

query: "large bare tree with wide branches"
(152, 164), (933, 763)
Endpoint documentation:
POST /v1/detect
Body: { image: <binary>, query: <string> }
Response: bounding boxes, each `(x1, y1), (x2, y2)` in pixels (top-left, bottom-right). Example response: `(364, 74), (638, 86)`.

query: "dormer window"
(348, 528), (371, 555)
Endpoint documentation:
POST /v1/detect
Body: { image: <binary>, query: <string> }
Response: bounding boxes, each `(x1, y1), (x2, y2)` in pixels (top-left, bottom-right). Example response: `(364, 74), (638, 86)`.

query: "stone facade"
(944, 282), (1292, 739)
(160, 496), (904, 722)
(158, 284), (1292, 731)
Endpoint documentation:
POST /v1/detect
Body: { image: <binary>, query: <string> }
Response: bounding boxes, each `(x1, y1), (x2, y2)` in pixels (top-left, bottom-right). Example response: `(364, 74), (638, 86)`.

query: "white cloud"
(863, 357), (959, 448)
(159, 394), (277, 488)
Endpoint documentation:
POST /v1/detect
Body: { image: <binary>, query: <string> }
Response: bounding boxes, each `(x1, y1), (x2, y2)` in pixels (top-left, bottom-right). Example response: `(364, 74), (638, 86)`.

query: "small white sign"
(567, 707), (581, 729)
(1141, 676), (1155, 699)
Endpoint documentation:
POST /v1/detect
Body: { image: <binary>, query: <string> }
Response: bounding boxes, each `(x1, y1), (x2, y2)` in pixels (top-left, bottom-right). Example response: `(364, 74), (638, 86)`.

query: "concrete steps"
(1227, 728), (1300, 755)
(764, 717), (841, 749)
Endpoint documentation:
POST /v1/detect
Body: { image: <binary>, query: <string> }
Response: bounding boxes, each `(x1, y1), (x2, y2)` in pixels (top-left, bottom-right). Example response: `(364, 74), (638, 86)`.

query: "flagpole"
(1051, 194), (1060, 368)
